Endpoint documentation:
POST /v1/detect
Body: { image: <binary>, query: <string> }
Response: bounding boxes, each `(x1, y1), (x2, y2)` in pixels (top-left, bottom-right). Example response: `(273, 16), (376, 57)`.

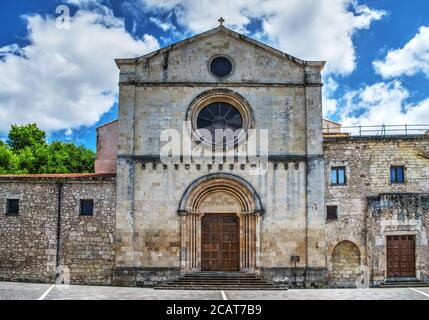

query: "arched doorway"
(178, 173), (264, 273)
(330, 240), (361, 287)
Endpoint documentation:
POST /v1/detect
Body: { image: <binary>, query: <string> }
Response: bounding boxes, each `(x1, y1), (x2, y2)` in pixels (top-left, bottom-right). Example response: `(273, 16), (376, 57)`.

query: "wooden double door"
(386, 235), (416, 278)
(201, 214), (240, 271)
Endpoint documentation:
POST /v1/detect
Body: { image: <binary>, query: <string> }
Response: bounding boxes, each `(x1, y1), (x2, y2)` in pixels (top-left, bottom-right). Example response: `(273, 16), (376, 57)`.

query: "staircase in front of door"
(154, 272), (288, 290)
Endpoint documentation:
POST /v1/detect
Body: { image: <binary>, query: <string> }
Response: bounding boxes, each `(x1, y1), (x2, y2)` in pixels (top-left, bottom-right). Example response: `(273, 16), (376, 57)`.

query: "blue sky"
(0, 0), (428, 150)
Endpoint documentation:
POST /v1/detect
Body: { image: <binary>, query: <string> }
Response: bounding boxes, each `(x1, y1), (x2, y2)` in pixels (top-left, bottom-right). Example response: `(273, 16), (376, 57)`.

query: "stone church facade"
(0, 26), (428, 288)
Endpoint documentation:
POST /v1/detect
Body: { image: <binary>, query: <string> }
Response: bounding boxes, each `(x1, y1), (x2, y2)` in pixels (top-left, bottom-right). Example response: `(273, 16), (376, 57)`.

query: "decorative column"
(240, 212), (261, 272)
(180, 211), (202, 272)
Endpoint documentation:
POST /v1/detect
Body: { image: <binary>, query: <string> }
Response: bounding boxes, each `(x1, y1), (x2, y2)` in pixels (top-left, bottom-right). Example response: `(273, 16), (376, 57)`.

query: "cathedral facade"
(0, 26), (428, 288)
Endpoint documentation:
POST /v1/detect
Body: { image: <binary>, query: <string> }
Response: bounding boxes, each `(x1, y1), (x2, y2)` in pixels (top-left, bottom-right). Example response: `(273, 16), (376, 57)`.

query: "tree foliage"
(0, 124), (95, 174)
(8, 123), (47, 150)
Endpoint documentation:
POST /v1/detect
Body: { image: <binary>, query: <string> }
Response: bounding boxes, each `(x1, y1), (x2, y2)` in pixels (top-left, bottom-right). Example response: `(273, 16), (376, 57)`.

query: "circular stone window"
(196, 102), (243, 144)
(209, 56), (233, 78)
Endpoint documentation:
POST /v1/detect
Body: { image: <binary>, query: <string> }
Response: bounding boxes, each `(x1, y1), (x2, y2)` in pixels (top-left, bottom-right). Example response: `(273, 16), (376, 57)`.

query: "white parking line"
(409, 287), (429, 298)
(37, 284), (56, 300)
(221, 290), (227, 300)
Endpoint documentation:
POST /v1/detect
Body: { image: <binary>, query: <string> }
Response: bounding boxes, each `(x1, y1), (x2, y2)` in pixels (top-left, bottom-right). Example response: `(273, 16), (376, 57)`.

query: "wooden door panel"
(201, 214), (240, 271)
(386, 235), (415, 278)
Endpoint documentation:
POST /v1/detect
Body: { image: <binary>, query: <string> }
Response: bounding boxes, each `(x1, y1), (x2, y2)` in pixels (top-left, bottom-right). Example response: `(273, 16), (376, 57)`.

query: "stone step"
(164, 277), (272, 282)
(157, 285), (285, 289)
(159, 283), (278, 287)
(378, 282), (429, 288)
(177, 278), (266, 282)
(156, 286), (287, 291)
(177, 277), (268, 282)
(154, 272), (287, 290)
(160, 280), (272, 286)
(183, 274), (260, 279)
(181, 278), (262, 282)
(183, 274), (260, 276)
(170, 281), (271, 284)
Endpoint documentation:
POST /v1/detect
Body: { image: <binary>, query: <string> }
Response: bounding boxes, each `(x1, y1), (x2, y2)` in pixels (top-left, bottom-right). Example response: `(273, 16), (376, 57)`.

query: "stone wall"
(58, 180), (116, 285)
(114, 26), (326, 286)
(116, 28), (324, 158)
(0, 181), (58, 283)
(324, 135), (429, 286)
(0, 175), (116, 285)
(367, 193), (429, 283)
(118, 28), (306, 85)
(130, 86), (308, 156)
(113, 160), (329, 286)
(330, 240), (361, 287)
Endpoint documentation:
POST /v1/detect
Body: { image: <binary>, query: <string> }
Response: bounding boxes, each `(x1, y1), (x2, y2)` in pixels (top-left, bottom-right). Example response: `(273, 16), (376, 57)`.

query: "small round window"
(196, 102), (243, 144)
(210, 56), (233, 78)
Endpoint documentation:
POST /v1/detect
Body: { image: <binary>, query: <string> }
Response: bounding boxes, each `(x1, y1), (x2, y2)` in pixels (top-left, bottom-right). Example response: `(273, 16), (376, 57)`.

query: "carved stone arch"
(179, 173), (263, 273)
(178, 173), (264, 215)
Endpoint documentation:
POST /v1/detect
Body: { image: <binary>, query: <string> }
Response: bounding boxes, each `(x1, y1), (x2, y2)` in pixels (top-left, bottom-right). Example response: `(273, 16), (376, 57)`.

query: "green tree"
(46, 142), (95, 173)
(0, 142), (20, 173)
(1, 124), (95, 174)
(8, 123), (46, 150)
(16, 144), (51, 174)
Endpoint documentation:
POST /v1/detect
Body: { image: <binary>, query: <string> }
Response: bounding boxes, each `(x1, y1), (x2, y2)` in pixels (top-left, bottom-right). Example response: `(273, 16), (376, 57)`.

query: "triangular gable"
(116, 26), (325, 69)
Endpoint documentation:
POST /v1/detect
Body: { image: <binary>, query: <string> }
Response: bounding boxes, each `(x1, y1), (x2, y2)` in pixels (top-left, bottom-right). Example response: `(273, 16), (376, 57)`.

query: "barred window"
(80, 199), (94, 216)
(326, 206), (338, 220)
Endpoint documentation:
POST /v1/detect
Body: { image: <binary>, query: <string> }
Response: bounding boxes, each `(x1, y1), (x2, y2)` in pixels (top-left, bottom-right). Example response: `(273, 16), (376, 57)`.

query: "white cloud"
(0, 7), (159, 133)
(139, 0), (386, 74)
(373, 26), (429, 79)
(322, 76), (340, 117)
(338, 80), (429, 127)
(149, 16), (176, 31)
(0, 44), (22, 55)
(66, 0), (103, 6)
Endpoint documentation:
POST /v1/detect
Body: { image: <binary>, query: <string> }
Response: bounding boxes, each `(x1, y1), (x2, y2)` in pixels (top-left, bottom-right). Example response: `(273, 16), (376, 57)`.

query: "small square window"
(390, 166), (405, 184)
(331, 167), (346, 185)
(6, 199), (19, 216)
(80, 199), (94, 216)
(326, 205), (338, 220)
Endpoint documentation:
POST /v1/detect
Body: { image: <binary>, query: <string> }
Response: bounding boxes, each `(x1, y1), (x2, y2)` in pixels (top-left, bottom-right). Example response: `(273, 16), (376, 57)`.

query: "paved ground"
(0, 282), (428, 300)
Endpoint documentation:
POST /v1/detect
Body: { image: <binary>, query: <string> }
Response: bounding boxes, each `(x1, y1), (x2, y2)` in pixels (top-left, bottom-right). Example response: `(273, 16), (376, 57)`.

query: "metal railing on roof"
(323, 124), (429, 136)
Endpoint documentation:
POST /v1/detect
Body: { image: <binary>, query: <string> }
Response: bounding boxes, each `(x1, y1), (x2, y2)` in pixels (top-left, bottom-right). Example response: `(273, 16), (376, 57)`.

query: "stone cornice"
(118, 81), (322, 88)
(117, 154), (323, 163)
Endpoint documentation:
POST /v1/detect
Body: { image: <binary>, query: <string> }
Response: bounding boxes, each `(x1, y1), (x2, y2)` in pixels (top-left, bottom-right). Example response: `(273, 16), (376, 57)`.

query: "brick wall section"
(0, 176), (116, 285)
(324, 135), (429, 285)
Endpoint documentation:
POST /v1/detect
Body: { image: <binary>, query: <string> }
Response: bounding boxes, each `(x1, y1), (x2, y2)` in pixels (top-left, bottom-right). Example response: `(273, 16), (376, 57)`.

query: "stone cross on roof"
(218, 17), (225, 27)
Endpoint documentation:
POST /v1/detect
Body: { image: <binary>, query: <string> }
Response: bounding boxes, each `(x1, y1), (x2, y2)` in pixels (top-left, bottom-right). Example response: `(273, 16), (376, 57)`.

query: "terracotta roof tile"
(0, 173), (115, 179)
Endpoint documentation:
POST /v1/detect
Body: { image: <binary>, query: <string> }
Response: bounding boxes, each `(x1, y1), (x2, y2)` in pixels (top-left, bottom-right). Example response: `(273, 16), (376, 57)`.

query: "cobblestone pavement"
(0, 282), (428, 300)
